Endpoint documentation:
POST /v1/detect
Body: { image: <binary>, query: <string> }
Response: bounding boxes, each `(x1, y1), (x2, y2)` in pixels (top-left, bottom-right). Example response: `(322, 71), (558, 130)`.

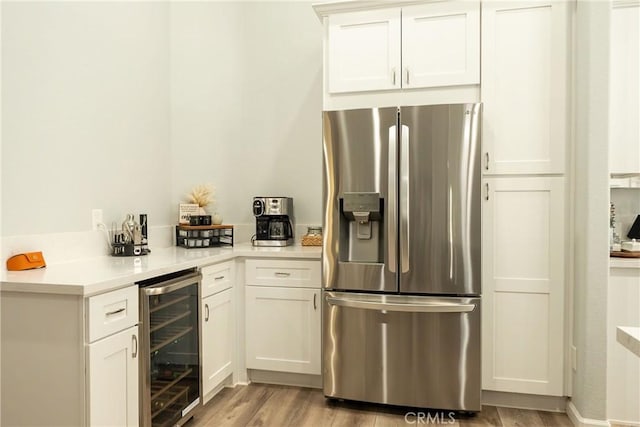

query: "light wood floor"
(187, 383), (573, 427)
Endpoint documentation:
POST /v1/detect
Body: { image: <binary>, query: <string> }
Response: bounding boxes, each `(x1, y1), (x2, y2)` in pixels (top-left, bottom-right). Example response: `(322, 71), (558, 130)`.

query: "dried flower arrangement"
(187, 184), (215, 214)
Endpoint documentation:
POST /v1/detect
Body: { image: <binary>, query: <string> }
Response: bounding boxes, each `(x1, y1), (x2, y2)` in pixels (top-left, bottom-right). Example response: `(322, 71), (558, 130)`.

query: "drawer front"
(88, 285), (138, 343)
(201, 260), (235, 298)
(245, 259), (321, 288)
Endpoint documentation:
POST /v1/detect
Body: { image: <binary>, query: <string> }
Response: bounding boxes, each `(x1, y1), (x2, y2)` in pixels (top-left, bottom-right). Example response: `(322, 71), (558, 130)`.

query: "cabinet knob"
(205, 303), (210, 322)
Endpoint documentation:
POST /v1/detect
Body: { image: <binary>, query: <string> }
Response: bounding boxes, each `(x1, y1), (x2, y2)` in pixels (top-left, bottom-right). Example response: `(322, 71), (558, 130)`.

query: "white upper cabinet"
(481, 1), (569, 175)
(609, 3), (640, 175)
(402, 2), (480, 88)
(326, 2), (479, 94)
(328, 8), (401, 93)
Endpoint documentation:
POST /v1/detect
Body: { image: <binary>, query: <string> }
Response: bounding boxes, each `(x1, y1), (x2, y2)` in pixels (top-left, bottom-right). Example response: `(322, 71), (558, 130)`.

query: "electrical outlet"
(571, 345), (577, 371)
(92, 209), (103, 231)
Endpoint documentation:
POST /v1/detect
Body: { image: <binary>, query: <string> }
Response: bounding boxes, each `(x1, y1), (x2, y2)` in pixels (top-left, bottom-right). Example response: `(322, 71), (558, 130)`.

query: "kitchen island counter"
(0, 243), (321, 297)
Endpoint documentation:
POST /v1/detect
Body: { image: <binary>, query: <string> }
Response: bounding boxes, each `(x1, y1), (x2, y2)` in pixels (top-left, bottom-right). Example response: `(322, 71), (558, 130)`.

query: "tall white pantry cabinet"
(315, 0), (571, 397)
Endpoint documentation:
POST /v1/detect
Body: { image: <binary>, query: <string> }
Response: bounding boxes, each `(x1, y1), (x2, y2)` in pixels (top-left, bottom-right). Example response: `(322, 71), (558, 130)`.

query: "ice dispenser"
(340, 192), (383, 263)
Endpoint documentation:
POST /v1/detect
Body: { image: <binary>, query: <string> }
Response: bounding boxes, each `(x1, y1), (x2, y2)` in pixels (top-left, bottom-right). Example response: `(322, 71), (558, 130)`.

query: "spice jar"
(302, 226), (323, 246)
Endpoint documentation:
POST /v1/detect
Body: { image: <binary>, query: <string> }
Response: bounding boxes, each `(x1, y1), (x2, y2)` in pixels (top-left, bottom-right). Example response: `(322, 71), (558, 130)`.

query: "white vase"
(212, 212), (223, 225)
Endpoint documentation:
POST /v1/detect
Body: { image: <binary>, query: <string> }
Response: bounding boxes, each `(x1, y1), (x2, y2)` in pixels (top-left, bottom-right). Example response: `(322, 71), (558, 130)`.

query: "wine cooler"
(138, 269), (201, 427)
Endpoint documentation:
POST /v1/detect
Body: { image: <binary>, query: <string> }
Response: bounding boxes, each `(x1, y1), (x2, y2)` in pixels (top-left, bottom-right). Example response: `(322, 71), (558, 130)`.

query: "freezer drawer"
(323, 291), (481, 411)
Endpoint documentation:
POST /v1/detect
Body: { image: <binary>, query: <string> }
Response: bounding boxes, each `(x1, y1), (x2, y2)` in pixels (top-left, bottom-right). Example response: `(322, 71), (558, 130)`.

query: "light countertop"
(610, 257), (640, 269)
(0, 243), (321, 297)
(617, 326), (640, 358)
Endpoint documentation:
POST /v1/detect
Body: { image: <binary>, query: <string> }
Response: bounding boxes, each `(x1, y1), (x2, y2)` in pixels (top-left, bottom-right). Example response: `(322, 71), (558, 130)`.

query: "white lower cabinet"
(201, 287), (234, 402)
(482, 176), (565, 396)
(88, 325), (139, 426)
(245, 286), (321, 375)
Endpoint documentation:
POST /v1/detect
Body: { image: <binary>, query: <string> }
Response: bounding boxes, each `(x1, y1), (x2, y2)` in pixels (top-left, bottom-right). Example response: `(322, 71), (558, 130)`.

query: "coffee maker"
(252, 197), (294, 246)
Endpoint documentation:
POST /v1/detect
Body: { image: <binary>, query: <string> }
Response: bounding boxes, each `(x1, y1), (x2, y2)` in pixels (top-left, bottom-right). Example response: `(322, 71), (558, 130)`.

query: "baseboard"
(247, 369), (322, 389)
(609, 420), (640, 427)
(566, 401), (609, 427)
(202, 374), (234, 405)
(482, 390), (567, 412)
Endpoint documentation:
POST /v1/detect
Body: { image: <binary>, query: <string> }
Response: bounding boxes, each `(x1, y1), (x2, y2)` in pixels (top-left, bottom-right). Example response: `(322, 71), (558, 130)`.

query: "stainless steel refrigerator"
(322, 104), (482, 411)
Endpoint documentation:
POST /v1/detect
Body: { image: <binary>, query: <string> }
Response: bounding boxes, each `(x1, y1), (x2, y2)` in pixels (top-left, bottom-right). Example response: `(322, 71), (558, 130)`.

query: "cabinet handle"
(214, 276), (225, 281)
(485, 183), (490, 201)
(485, 152), (490, 170)
(106, 307), (125, 316)
(313, 293), (317, 310)
(404, 68), (410, 85)
(132, 334), (138, 359)
(274, 272), (291, 277)
(392, 68), (396, 85)
(205, 304), (210, 322)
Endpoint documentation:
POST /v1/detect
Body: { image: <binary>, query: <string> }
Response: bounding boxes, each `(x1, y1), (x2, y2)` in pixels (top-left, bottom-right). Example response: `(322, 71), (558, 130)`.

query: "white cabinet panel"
(328, 8), (401, 93)
(245, 259), (321, 288)
(201, 260), (235, 298)
(482, 177), (565, 395)
(402, 2), (480, 88)
(326, 2), (479, 94)
(87, 285), (138, 343)
(246, 286), (321, 375)
(482, 1), (569, 174)
(610, 4), (640, 174)
(201, 288), (234, 402)
(88, 325), (139, 427)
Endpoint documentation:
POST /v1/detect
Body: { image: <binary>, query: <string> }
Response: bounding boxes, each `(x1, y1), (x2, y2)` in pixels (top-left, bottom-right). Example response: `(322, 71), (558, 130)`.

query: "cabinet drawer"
(245, 259), (320, 288)
(201, 260), (235, 298)
(88, 285), (138, 343)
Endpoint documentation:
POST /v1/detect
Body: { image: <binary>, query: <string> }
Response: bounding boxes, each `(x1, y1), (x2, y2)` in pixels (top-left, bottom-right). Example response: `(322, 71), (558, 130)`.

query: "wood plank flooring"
(187, 384), (573, 427)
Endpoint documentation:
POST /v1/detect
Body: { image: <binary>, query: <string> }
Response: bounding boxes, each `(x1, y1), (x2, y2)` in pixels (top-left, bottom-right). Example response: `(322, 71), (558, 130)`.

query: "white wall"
(170, 2), (323, 231)
(2, 1), (323, 257)
(572, 0), (611, 421)
(1, 2), (172, 236)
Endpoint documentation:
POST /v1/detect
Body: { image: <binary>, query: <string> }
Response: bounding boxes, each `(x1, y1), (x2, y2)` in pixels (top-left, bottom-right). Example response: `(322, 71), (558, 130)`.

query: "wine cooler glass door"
(140, 271), (201, 427)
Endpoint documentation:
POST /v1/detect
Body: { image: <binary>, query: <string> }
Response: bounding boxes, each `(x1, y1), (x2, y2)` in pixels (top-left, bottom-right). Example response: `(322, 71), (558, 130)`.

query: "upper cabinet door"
(327, 8), (401, 93)
(482, 1), (569, 175)
(609, 3), (640, 175)
(402, 2), (480, 88)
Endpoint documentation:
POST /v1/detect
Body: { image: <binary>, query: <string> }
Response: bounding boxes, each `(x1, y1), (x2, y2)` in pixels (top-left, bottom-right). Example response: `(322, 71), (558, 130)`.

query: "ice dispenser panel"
(340, 192), (383, 263)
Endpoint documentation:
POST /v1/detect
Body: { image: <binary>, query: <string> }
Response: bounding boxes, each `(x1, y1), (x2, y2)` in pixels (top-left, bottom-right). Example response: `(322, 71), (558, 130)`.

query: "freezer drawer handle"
(326, 296), (475, 313)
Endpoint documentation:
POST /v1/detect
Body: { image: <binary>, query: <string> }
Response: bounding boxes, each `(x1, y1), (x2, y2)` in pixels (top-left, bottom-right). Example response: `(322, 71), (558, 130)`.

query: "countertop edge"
(610, 257), (640, 269)
(1, 244), (321, 297)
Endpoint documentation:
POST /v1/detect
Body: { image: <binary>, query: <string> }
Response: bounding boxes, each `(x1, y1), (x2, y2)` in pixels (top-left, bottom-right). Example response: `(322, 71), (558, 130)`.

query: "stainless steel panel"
(323, 291), (481, 411)
(399, 104), (482, 296)
(323, 108), (398, 292)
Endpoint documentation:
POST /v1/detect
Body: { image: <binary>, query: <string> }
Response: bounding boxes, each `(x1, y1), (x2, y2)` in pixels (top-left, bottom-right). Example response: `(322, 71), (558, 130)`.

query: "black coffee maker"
(252, 197), (294, 246)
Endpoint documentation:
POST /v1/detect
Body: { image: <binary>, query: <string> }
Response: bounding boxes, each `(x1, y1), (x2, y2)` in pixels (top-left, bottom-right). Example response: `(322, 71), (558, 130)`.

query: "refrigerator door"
(323, 107), (399, 292)
(323, 291), (481, 411)
(399, 104), (482, 295)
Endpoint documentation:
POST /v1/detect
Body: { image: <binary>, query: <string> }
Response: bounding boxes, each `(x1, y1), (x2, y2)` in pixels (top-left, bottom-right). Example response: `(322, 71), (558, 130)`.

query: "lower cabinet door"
(482, 176), (565, 396)
(246, 286), (321, 375)
(201, 288), (234, 400)
(88, 325), (139, 426)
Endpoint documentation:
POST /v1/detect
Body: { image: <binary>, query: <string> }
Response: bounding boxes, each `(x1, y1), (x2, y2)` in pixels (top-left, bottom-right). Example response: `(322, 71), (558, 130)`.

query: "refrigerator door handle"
(326, 296), (475, 313)
(388, 126), (397, 273)
(400, 125), (410, 273)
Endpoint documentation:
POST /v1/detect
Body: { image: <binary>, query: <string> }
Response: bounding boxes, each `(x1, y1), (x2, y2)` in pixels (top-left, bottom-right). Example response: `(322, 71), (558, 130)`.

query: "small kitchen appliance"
(252, 197), (294, 246)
